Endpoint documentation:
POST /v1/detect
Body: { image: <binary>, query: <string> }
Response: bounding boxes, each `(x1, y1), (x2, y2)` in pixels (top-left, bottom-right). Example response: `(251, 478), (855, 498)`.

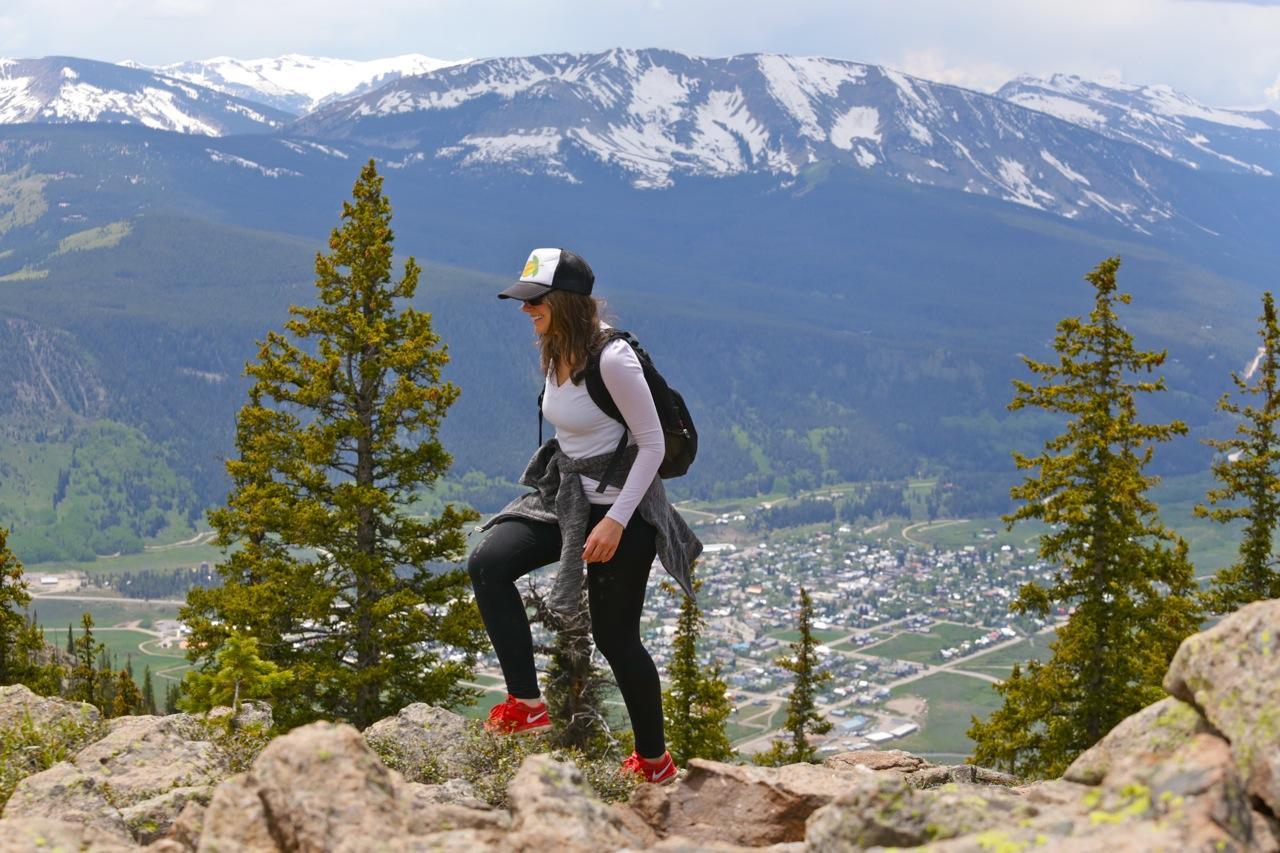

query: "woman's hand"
(582, 517), (625, 564)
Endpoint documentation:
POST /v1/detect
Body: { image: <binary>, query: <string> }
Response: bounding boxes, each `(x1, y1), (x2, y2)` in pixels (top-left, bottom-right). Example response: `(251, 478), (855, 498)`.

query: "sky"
(2, 0), (1279, 108)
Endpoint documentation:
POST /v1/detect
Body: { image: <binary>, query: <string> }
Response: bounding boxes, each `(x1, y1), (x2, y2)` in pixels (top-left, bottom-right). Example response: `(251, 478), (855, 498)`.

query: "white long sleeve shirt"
(541, 327), (664, 528)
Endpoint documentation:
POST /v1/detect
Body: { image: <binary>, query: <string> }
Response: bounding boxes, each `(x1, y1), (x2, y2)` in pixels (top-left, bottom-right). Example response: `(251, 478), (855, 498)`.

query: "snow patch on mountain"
(207, 149), (301, 178)
(1040, 149), (1090, 185)
(830, 106), (881, 148)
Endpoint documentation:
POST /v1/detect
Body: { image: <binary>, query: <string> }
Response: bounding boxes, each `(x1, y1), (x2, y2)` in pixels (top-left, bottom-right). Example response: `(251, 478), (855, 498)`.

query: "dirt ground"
(884, 696), (927, 720)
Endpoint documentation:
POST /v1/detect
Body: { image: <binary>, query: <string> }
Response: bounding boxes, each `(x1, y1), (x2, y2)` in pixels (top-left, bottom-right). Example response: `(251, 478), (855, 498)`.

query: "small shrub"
(178, 714), (273, 774)
(367, 737), (446, 785)
(0, 710), (106, 806)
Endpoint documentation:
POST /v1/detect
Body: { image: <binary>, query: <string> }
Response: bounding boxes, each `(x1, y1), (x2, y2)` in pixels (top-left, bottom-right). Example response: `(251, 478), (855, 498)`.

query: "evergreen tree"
(178, 633), (293, 715)
(0, 527), (32, 684)
(164, 681), (180, 715)
(111, 669), (145, 718)
(755, 586), (832, 766)
(66, 624), (74, 656)
(661, 580), (734, 765)
(142, 666), (157, 715)
(68, 613), (105, 709)
(182, 160), (485, 729)
(968, 257), (1201, 779)
(1196, 291), (1280, 611)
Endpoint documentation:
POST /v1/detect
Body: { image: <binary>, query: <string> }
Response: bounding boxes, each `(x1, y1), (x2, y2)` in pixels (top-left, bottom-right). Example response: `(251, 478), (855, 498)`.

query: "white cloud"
(893, 50), (1016, 94)
(1267, 73), (1280, 101)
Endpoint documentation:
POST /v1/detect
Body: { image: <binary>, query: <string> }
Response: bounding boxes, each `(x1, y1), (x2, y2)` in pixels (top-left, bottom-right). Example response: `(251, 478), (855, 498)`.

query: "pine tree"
(182, 160), (486, 729)
(0, 527), (32, 684)
(755, 586), (832, 766)
(1196, 291), (1280, 611)
(66, 624), (74, 656)
(111, 669), (145, 718)
(178, 633), (293, 715)
(661, 580), (734, 765)
(968, 257), (1201, 779)
(164, 681), (180, 714)
(68, 613), (105, 709)
(142, 666), (157, 715)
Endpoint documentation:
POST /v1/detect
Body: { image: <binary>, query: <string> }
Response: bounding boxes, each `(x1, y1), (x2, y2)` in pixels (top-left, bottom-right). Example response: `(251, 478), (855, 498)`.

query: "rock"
(204, 701), (273, 731)
(164, 800), (206, 852)
(363, 703), (471, 782)
(1164, 597), (1280, 816)
(119, 786), (212, 845)
(402, 778), (492, 811)
(72, 714), (223, 808)
(1064, 696), (1212, 785)
(506, 754), (635, 851)
(0, 816), (136, 852)
(630, 758), (864, 846)
(200, 721), (409, 851)
(804, 772), (1038, 850)
(825, 749), (1017, 789)
(0, 683), (101, 732)
(3, 761), (132, 842)
(824, 749), (931, 774)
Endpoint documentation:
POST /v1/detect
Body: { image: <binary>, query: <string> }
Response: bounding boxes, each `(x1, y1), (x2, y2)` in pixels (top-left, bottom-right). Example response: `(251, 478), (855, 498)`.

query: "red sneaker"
(484, 694), (551, 735)
(621, 750), (678, 784)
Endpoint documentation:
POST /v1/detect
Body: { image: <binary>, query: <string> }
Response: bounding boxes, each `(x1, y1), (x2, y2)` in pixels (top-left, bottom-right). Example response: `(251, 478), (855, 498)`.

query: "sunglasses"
(524, 294), (547, 307)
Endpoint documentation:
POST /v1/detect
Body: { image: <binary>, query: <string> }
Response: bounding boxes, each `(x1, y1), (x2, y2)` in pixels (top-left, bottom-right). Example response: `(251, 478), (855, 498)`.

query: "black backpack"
(538, 328), (697, 493)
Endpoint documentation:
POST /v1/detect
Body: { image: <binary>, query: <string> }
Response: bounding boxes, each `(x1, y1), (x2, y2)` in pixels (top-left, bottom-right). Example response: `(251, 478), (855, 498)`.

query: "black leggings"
(467, 503), (665, 757)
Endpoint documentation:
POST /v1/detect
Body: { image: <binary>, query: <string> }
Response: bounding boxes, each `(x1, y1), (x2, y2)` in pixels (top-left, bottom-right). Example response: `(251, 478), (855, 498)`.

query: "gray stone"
(363, 702), (471, 782)
(0, 683), (101, 732)
(3, 761), (131, 843)
(204, 701), (273, 731)
(1064, 696), (1212, 786)
(0, 816), (136, 852)
(1164, 598), (1280, 816)
(72, 714), (223, 807)
(119, 786), (212, 845)
(506, 754), (635, 851)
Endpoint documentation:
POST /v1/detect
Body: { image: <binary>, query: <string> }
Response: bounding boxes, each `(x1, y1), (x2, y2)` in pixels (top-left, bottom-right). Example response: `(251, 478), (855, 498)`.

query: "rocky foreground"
(1, 599), (1278, 852)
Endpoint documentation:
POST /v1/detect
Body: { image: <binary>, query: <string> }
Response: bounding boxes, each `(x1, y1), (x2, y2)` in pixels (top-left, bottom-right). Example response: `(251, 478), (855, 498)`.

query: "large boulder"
(362, 703), (471, 782)
(629, 759), (865, 846)
(1063, 696), (1214, 785)
(72, 714), (223, 805)
(2, 761), (132, 842)
(1164, 598), (1280, 816)
(197, 720), (508, 852)
(0, 684), (101, 731)
(0, 816), (135, 852)
(506, 754), (643, 851)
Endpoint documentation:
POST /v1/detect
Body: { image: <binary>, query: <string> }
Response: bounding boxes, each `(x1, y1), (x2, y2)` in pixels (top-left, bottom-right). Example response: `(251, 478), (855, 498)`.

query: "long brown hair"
(537, 290), (615, 384)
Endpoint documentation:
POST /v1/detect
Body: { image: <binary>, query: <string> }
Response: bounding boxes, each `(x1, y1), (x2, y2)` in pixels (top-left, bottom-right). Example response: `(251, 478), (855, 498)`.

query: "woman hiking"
(467, 247), (702, 784)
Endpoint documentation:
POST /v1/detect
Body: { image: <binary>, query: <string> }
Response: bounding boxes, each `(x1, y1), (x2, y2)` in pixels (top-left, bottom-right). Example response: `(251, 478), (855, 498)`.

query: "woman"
(467, 247), (702, 785)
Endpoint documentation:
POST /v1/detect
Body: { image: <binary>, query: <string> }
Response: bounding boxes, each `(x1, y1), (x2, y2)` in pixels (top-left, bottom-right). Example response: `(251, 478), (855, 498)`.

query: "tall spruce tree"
(968, 257), (1201, 779)
(755, 586), (832, 766)
(0, 527), (32, 684)
(1196, 291), (1280, 611)
(68, 613), (105, 709)
(661, 580), (734, 765)
(182, 160), (485, 729)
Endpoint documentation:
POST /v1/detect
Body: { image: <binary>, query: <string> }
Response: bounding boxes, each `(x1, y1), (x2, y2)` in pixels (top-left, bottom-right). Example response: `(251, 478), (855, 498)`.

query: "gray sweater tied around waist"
(474, 438), (702, 623)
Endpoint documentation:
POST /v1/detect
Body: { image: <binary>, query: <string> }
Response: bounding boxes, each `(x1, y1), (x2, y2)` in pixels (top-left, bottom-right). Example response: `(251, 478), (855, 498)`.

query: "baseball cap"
(497, 248), (595, 301)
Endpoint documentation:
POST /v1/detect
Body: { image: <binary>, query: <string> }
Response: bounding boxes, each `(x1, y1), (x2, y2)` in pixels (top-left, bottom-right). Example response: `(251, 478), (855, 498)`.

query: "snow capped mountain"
(292, 48), (1218, 233)
(0, 56), (292, 135)
(130, 54), (466, 115)
(996, 73), (1280, 177)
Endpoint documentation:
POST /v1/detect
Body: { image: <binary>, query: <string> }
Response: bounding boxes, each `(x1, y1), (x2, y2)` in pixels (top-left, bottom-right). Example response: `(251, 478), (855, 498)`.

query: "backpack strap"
(584, 329), (637, 493)
(537, 386), (545, 446)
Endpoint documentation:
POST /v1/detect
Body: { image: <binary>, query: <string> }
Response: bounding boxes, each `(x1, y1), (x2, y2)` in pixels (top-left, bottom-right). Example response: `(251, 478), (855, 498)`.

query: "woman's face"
(520, 294), (551, 337)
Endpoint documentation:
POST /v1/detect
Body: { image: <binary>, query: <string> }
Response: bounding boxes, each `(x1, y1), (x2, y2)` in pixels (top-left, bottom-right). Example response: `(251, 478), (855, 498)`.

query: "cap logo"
(523, 256), (539, 278)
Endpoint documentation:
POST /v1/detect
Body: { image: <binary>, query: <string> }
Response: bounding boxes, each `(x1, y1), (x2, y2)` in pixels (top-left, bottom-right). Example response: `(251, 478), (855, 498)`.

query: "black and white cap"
(497, 248), (595, 301)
